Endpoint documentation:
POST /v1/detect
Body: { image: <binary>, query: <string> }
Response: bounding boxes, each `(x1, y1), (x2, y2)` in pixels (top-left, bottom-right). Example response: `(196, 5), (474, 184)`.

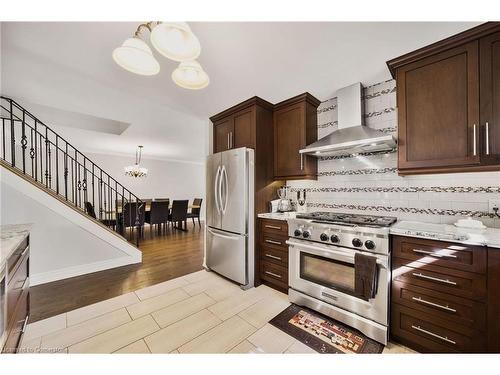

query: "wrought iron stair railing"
(0, 96), (143, 247)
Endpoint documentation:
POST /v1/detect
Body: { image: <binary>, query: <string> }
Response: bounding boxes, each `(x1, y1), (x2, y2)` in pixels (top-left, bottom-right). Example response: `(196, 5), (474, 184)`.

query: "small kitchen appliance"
(277, 186), (293, 212)
(296, 189), (307, 213)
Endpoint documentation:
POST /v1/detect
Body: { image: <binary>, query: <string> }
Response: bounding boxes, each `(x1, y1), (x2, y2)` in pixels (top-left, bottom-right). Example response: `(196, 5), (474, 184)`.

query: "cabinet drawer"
(393, 236), (486, 274)
(392, 281), (486, 331)
(392, 259), (486, 301)
(260, 219), (288, 236)
(260, 261), (288, 290)
(7, 251), (29, 326)
(3, 286), (29, 353)
(261, 233), (288, 250)
(260, 245), (288, 267)
(391, 304), (486, 353)
(7, 238), (28, 280)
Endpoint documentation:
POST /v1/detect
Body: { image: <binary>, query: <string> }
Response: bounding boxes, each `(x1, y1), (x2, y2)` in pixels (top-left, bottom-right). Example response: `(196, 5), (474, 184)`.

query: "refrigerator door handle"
(218, 164), (224, 215)
(214, 165), (221, 214)
(207, 227), (242, 240)
(221, 165), (229, 214)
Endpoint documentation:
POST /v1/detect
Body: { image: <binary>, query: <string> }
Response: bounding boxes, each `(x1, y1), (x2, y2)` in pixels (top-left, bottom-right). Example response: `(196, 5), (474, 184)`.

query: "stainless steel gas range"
(286, 212), (397, 345)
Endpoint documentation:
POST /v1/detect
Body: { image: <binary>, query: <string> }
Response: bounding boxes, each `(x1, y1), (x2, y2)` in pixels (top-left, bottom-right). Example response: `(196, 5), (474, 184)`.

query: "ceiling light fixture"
(125, 145), (148, 178)
(150, 22), (201, 62)
(172, 60), (209, 90)
(113, 22), (209, 90)
(112, 23), (160, 76)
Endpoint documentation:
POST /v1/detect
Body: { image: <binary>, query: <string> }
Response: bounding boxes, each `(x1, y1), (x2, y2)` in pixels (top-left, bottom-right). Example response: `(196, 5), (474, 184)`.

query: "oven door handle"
(286, 239), (387, 267)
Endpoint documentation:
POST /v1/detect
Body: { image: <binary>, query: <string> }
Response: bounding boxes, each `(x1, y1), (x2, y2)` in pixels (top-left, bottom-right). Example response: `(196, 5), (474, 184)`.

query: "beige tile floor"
(19, 270), (416, 354)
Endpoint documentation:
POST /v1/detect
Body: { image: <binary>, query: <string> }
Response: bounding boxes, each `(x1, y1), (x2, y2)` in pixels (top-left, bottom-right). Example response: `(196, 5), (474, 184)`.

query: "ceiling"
(0, 21), (481, 160)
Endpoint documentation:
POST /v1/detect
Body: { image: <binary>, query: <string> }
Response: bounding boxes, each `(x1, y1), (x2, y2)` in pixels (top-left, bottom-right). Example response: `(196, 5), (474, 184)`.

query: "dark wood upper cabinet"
(388, 22), (500, 175)
(396, 42), (480, 172)
(233, 107), (255, 149)
(480, 30), (500, 164)
(213, 117), (233, 153)
(273, 93), (320, 180)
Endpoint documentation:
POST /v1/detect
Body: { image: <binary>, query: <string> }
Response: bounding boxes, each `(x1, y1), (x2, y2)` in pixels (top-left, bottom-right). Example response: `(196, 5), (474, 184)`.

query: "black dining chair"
(146, 200), (170, 237)
(121, 202), (146, 238)
(85, 202), (117, 229)
(168, 200), (189, 231)
(187, 198), (203, 227)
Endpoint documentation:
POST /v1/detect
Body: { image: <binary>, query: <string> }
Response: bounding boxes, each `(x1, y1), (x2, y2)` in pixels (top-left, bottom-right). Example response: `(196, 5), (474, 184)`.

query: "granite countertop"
(257, 212), (297, 221)
(0, 224), (32, 270)
(390, 221), (500, 249)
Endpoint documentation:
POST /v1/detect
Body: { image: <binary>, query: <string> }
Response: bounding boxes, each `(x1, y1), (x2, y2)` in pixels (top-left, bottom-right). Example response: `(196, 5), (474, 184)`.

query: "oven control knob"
(302, 231), (311, 239)
(365, 240), (376, 250)
(320, 233), (329, 242)
(294, 229), (302, 237)
(352, 238), (363, 247)
(330, 234), (339, 243)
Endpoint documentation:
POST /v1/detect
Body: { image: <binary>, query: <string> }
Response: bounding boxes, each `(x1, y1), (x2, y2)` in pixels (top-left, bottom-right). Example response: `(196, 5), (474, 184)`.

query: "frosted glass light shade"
(150, 22), (201, 62)
(113, 37), (160, 76)
(171, 60), (209, 90)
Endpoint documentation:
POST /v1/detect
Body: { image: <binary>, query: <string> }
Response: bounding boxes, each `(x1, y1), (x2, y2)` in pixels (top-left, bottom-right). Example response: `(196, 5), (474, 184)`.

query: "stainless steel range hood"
(300, 82), (396, 157)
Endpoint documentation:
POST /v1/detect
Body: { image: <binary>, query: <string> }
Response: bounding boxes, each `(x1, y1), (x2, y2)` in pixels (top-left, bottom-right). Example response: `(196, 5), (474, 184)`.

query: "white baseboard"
(30, 255), (141, 286)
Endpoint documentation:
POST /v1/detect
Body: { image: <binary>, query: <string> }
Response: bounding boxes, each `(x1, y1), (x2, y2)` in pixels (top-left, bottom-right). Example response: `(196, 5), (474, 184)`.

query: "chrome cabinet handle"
(300, 153), (304, 170)
(21, 316), (29, 333)
(412, 272), (457, 286)
(264, 225), (282, 230)
(473, 124), (477, 156)
(265, 271), (282, 279)
(412, 296), (457, 313)
(265, 254), (282, 261)
(413, 249), (457, 259)
(486, 122), (490, 155)
(411, 325), (456, 345)
(265, 239), (282, 245)
(227, 133), (230, 149)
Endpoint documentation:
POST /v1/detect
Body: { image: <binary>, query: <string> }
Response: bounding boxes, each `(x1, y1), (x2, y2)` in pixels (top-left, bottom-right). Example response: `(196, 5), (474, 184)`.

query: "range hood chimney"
(300, 82), (396, 157)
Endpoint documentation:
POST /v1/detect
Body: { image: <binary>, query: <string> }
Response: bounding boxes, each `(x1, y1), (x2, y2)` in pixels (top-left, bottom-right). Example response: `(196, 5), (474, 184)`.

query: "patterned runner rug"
(269, 304), (384, 354)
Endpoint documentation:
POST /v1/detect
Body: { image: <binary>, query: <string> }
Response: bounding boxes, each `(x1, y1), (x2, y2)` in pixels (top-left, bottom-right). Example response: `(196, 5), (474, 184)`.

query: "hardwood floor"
(29, 222), (204, 323)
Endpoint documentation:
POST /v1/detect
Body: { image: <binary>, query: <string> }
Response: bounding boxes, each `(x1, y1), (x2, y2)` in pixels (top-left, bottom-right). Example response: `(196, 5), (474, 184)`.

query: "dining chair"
(168, 200), (189, 231)
(154, 198), (170, 202)
(146, 200), (170, 237)
(84, 201), (117, 229)
(121, 202), (146, 238)
(187, 198), (203, 227)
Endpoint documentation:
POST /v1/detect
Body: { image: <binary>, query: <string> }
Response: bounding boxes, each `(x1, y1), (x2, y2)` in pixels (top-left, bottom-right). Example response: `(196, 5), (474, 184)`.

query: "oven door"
(287, 238), (389, 326)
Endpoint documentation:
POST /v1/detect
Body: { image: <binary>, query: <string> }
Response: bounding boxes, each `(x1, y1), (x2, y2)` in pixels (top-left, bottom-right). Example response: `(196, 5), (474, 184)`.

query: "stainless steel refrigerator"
(205, 147), (254, 289)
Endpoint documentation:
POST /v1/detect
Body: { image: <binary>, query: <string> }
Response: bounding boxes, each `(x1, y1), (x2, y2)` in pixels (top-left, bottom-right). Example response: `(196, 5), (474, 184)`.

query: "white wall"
(1, 167), (141, 285)
(85, 152), (205, 213)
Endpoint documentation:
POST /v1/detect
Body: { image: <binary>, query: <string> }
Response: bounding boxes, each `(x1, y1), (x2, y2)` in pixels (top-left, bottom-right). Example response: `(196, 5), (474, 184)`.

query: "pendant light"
(150, 22), (201, 62)
(172, 60), (209, 90)
(112, 37), (160, 76)
(124, 146), (148, 178)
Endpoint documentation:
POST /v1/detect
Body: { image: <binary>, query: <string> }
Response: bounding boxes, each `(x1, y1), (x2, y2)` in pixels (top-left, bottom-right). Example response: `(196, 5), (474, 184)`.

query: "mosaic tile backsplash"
(287, 79), (500, 228)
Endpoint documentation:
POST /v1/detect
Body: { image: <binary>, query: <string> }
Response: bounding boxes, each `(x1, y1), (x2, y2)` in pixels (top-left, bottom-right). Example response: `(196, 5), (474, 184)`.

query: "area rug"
(269, 304), (384, 354)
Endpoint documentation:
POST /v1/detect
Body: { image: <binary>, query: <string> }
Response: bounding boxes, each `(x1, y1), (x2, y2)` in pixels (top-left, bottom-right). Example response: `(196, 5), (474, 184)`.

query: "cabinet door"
(480, 31), (500, 163)
(274, 103), (305, 178)
(233, 108), (255, 149)
(397, 41), (480, 172)
(213, 117), (234, 153)
(487, 248), (500, 353)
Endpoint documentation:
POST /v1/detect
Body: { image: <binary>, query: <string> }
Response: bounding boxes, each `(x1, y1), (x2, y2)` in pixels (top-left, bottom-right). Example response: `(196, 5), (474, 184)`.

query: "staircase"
(0, 96), (144, 247)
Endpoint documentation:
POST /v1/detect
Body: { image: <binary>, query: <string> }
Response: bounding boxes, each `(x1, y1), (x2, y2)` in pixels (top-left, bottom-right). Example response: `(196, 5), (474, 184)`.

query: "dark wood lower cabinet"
(390, 235), (495, 353)
(487, 248), (500, 352)
(257, 218), (289, 293)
